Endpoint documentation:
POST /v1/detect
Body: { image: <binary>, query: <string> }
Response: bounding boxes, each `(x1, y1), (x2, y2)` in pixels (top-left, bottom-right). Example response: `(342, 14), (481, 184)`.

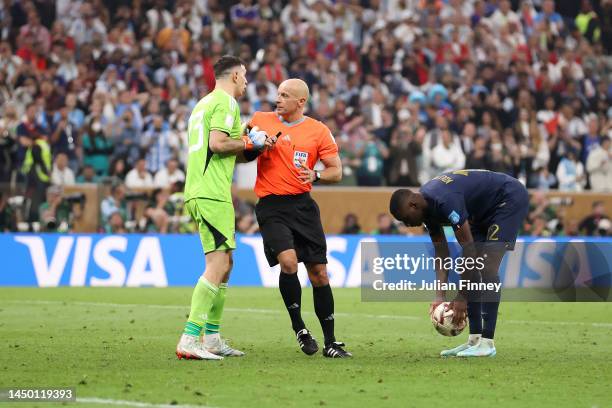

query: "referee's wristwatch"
(314, 171), (321, 183)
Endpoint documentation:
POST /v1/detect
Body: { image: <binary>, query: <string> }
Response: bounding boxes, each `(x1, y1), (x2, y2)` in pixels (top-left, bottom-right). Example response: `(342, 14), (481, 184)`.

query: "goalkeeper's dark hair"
(389, 189), (413, 220)
(214, 55), (245, 79)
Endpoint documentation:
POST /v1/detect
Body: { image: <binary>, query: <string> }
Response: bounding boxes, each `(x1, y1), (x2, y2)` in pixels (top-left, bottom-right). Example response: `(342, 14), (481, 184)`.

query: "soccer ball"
(431, 302), (466, 337)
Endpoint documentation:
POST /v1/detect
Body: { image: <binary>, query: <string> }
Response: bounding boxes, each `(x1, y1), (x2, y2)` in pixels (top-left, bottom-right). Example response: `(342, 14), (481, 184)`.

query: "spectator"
(21, 128), (52, 224)
(371, 213), (399, 235)
(82, 118), (113, 176)
(69, 2), (107, 46)
(125, 157), (154, 189)
(556, 149), (586, 191)
(146, 0), (173, 35)
(355, 131), (389, 186)
(38, 185), (81, 232)
(578, 201), (609, 236)
(142, 115), (177, 174)
(563, 219), (580, 237)
(100, 183), (128, 232)
(16, 103), (46, 169)
(522, 191), (560, 236)
(230, 0), (260, 54)
(51, 152), (76, 186)
(586, 136), (611, 192)
(430, 129), (465, 174)
(76, 165), (100, 184)
(0, 192), (17, 232)
(581, 117), (602, 164)
(246, 68), (277, 106)
(466, 137), (489, 169)
(534, 166), (557, 191)
(154, 158), (185, 188)
(341, 213), (362, 234)
(105, 211), (126, 233)
(111, 110), (141, 167)
(19, 10), (51, 54)
(144, 188), (172, 233)
(576, 1), (601, 42)
(109, 157), (127, 181)
(50, 106), (80, 171)
(534, 0), (564, 35)
(0, 104), (19, 183)
(387, 126), (421, 186)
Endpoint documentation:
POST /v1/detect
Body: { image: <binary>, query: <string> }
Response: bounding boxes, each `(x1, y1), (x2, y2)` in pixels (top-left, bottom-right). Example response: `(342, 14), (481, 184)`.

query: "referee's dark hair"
(389, 188), (412, 221)
(213, 55), (245, 79)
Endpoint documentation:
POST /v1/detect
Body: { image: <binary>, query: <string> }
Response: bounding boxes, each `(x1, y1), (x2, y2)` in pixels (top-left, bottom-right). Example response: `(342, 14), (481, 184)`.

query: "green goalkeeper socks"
(183, 277), (219, 336)
(205, 282), (227, 335)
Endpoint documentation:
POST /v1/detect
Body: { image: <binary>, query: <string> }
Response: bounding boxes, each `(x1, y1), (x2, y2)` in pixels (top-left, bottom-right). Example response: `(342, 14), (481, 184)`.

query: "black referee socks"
(313, 284), (336, 346)
(279, 272), (306, 333)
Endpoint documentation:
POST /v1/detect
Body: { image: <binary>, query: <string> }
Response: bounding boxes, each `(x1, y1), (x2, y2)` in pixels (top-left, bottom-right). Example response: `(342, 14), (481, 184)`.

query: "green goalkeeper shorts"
(185, 198), (236, 254)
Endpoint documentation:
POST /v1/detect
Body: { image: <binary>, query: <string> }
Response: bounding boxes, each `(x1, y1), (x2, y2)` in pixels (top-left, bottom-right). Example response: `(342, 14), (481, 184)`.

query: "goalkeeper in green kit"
(176, 55), (274, 360)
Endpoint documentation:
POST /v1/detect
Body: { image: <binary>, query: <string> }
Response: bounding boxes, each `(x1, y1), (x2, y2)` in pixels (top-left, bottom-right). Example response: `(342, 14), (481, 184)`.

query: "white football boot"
(440, 334), (481, 357)
(176, 334), (223, 360)
(203, 334), (245, 357)
(456, 337), (496, 357)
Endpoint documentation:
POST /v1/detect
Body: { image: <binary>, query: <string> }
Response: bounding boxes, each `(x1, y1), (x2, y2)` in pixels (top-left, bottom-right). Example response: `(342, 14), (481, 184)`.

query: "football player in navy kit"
(390, 170), (529, 357)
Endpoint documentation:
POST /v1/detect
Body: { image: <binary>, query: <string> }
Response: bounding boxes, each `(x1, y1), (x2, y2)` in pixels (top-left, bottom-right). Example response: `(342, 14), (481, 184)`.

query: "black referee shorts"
(255, 192), (327, 267)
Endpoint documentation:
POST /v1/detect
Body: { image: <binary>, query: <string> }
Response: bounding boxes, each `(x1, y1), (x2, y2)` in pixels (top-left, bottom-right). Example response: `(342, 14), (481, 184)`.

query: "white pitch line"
(77, 397), (214, 408)
(3, 300), (612, 328)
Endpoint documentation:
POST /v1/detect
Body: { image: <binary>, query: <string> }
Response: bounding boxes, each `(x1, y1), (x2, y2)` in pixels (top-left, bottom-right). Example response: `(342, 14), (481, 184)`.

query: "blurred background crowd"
(0, 0), (610, 235)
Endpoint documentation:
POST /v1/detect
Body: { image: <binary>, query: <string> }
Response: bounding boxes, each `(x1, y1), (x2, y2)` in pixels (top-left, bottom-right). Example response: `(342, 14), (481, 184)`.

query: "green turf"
(1, 288), (611, 408)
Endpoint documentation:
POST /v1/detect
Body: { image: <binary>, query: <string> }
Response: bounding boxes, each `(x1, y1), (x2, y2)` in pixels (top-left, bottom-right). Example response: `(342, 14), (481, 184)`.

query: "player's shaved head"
(279, 78), (310, 101)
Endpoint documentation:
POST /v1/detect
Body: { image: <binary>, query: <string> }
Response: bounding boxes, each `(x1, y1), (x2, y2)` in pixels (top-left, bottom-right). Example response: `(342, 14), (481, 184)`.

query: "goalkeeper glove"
(247, 126), (268, 150)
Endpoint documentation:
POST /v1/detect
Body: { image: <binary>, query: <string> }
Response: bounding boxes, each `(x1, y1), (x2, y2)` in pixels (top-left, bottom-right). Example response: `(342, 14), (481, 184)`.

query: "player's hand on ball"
(248, 126), (269, 150)
(297, 159), (315, 184)
(448, 299), (467, 326)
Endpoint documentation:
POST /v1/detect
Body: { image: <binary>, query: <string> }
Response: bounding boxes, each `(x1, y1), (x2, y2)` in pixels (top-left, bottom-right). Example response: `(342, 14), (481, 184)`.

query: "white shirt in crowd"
(154, 167), (185, 188)
(556, 158), (585, 192)
(125, 168), (153, 189)
(51, 165), (75, 186)
(431, 139), (466, 174)
(586, 144), (612, 192)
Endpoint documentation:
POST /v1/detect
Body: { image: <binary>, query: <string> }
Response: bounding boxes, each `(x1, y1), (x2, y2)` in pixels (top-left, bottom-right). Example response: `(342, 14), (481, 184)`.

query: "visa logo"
(14, 236), (168, 287)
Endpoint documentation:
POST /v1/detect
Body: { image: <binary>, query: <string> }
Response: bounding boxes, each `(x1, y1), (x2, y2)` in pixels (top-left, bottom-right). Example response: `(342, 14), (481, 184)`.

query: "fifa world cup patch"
(448, 210), (460, 225)
(293, 150), (308, 168)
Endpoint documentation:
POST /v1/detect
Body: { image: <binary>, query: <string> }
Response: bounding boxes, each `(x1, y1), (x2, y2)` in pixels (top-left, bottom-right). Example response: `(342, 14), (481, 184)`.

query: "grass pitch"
(1, 287), (611, 408)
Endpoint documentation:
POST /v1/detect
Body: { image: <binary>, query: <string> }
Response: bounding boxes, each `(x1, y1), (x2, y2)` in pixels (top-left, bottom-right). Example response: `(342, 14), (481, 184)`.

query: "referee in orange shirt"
(247, 78), (352, 358)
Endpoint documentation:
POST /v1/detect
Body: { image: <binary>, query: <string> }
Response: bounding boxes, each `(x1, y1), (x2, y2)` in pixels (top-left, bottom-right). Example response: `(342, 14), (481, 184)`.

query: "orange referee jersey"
(248, 111), (339, 198)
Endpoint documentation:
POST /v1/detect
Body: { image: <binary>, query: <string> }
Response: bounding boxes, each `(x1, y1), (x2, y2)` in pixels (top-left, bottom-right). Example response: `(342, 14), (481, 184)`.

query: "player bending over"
(176, 55), (273, 360)
(390, 170), (529, 357)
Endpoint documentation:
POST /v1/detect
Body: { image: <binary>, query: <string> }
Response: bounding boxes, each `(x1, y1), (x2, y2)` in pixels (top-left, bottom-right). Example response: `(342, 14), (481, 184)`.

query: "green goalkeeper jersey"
(184, 88), (242, 203)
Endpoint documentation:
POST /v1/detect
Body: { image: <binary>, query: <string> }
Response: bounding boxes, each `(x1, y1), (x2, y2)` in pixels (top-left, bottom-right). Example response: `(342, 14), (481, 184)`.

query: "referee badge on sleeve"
(293, 151), (308, 168)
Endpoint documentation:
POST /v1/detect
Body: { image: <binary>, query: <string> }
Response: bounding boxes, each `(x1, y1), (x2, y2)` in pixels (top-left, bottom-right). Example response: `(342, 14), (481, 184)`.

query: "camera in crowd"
(63, 192), (86, 206)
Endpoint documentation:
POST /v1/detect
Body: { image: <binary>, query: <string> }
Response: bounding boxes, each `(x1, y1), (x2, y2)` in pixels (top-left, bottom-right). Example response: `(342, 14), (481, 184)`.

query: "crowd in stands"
(0, 0), (610, 235)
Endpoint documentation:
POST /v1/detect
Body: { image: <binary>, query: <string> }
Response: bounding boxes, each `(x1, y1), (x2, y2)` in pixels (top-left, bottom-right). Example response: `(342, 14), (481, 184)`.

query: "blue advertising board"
(0, 234), (610, 288)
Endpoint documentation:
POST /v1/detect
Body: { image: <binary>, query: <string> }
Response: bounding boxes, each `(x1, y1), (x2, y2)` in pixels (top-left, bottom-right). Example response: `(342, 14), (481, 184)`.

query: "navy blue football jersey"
(420, 170), (526, 236)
